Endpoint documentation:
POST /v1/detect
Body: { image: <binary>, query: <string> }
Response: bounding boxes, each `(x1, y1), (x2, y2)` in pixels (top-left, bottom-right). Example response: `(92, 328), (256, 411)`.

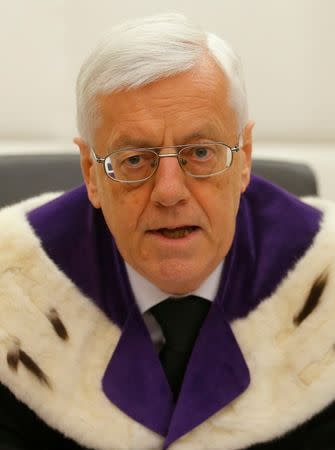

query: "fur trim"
(0, 196), (335, 450)
(171, 197), (335, 449)
(0, 197), (162, 450)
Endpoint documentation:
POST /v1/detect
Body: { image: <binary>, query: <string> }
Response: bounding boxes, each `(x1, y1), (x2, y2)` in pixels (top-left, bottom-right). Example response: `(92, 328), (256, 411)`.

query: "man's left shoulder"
(182, 196), (335, 450)
(232, 196), (335, 446)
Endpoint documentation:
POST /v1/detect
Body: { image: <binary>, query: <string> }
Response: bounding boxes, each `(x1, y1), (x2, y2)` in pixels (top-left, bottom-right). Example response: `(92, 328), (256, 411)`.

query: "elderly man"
(0, 13), (334, 450)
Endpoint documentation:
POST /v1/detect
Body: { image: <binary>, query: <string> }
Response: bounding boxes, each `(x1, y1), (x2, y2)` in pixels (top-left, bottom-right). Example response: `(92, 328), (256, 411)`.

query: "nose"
(150, 152), (190, 207)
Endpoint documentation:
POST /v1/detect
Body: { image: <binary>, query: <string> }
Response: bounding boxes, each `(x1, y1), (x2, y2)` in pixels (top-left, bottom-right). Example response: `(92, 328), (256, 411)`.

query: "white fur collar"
(0, 196), (334, 450)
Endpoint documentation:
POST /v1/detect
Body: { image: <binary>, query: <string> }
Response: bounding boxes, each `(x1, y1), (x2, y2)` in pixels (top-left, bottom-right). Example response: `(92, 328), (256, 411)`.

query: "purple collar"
(27, 175), (321, 446)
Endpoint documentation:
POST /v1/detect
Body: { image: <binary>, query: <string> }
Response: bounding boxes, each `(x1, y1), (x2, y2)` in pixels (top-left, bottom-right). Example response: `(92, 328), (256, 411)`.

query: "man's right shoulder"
(0, 195), (129, 449)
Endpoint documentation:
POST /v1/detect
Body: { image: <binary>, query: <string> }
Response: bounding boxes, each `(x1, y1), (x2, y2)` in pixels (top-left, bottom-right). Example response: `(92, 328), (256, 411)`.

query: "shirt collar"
(125, 261), (224, 314)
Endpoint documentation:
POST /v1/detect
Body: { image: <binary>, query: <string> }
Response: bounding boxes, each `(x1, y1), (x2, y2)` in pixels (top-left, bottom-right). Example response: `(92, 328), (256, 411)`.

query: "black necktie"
(150, 295), (210, 400)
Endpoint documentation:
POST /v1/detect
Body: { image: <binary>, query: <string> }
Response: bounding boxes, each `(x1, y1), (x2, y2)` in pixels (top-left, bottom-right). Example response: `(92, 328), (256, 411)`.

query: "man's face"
(77, 57), (252, 294)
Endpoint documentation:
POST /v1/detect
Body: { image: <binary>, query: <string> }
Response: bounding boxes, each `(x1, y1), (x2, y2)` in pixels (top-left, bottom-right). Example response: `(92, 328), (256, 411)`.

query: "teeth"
(159, 227), (195, 239)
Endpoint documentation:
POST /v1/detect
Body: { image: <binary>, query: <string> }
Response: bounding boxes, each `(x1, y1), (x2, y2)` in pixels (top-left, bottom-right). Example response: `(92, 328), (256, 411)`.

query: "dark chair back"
(0, 153), (318, 208)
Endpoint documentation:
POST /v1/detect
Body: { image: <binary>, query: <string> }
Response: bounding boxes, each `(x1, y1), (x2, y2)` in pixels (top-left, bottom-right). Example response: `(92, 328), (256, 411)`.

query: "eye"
(188, 145), (214, 162)
(125, 155), (142, 167)
(118, 152), (147, 168)
(117, 150), (156, 170)
(193, 146), (210, 159)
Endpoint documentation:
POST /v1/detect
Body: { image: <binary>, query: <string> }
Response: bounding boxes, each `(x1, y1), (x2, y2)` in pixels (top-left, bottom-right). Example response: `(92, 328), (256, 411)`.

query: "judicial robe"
(0, 175), (335, 449)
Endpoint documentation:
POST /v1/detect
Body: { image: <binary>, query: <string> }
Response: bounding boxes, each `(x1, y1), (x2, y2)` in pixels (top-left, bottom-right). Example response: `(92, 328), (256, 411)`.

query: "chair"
(0, 153), (318, 208)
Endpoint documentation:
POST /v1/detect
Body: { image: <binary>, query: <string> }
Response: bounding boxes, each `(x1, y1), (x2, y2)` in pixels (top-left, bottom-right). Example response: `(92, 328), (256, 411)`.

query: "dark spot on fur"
(47, 308), (69, 341)
(19, 350), (51, 388)
(7, 350), (19, 371)
(294, 272), (328, 326)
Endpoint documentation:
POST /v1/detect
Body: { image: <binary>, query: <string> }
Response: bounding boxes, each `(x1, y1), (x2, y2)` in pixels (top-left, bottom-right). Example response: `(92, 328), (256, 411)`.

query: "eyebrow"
(109, 137), (156, 150)
(109, 125), (223, 150)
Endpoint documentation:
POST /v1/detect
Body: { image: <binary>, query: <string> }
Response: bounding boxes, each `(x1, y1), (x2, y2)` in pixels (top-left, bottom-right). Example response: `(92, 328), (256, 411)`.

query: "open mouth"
(153, 226), (199, 239)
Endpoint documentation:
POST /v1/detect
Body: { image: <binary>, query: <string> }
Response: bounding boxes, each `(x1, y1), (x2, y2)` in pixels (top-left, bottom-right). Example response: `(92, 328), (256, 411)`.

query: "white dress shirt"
(125, 262), (224, 350)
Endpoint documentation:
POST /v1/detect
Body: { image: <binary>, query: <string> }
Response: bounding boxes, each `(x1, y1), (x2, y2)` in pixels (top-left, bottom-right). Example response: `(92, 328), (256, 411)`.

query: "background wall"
(1, 0), (334, 198)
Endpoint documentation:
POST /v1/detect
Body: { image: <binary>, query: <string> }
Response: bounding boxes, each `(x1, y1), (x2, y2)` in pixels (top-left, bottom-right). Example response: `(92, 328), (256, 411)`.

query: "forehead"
(95, 57), (237, 147)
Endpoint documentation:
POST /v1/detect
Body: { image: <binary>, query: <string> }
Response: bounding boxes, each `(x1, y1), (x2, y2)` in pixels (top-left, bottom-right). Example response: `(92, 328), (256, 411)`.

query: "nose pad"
(180, 157), (187, 167)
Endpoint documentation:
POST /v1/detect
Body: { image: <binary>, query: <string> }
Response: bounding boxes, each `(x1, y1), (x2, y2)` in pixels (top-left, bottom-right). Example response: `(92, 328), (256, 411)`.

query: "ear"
(73, 137), (101, 209)
(239, 120), (254, 193)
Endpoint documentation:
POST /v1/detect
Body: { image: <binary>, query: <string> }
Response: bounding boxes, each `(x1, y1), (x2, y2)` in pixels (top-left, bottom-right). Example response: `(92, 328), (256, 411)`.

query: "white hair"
(76, 13), (248, 144)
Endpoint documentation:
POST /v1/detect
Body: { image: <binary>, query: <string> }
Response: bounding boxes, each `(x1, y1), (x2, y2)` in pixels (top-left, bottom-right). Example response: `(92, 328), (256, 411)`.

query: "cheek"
(201, 175), (241, 246)
(211, 174), (241, 216)
(99, 183), (149, 241)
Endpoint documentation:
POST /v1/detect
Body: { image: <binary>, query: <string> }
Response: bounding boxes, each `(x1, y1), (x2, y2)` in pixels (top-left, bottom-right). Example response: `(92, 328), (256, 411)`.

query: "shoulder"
(182, 193), (335, 449)
(0, 194), (130, 449)
(211, 195), (335, 447)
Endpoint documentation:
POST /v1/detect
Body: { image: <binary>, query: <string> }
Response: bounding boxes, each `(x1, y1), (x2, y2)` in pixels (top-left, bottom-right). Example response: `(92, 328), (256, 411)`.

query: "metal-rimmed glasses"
(91, 142), (240, 184)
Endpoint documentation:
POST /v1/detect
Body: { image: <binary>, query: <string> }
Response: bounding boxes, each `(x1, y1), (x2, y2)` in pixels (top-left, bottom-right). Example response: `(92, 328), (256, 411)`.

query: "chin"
(143, 259), (210, 294)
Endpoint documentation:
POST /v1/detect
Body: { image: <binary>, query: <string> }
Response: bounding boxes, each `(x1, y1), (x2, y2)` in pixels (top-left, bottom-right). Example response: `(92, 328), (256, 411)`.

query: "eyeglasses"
(91, 142), (240, 184)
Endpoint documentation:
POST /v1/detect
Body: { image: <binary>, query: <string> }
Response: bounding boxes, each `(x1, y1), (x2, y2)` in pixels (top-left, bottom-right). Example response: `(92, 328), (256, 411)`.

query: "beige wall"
(0, 0), (334, 196)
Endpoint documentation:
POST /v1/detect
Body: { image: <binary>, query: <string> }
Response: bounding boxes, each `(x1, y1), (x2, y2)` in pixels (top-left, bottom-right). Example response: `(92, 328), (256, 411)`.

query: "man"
(0, 13), (334, 450)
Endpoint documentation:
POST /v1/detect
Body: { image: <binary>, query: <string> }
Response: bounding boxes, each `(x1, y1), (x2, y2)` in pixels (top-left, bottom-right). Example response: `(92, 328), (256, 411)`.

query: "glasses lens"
(105, 149), (157, 182)
(179, 143), (231, 176)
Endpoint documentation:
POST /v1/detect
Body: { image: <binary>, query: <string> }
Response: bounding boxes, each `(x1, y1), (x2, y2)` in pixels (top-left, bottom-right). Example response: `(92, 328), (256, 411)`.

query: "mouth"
(150, 226), (199, 239)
